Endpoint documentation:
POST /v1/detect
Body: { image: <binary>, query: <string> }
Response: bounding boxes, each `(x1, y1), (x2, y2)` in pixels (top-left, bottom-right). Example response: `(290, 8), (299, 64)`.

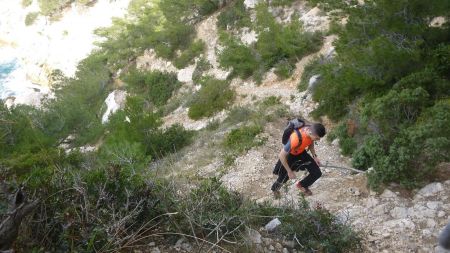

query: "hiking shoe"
(296, 181), (313, 196)
(273, 190), (281, 199)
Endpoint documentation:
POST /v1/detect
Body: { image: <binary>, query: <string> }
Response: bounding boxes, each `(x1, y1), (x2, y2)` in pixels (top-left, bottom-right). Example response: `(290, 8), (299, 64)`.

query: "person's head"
(308, 123), (326, 141)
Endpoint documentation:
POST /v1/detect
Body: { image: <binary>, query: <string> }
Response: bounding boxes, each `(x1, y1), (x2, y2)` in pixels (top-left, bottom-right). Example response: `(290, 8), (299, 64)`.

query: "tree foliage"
(309, 0), (450, 188)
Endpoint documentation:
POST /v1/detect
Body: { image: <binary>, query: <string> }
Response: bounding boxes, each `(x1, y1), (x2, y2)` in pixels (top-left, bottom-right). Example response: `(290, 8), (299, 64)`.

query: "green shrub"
(38, 0), (72, 16)
(145, 124), (194, 158)
(173, 40), (205, 69)
(188, 77), (235, 119)
(274, 59), (295, 79)
(308, 0), (356, 11)
(224, 106), (253, 125)
(192, 57), (212, 83)
(124, 70), (181, 107)
(25, 12), (39, 26)
(351, 135), (385, 170)
(175, 178), (245, 241)
(22, 0), (33, 7)
(217, 0), (251, 30)
(367, 101), (450, 189)
(277, 198), (362, 252)
(255, 7), (323, 71)
(362, 87), (431, 140)
(261, 96), (282, 107)
(224, 125), (265, 153)
(217, 3), (323, 80)
(328, 122), (357, 156)
(270, 0), (297, 7)
(430, 44), (450, 78)
(43, 52), (110, 146)
(218, 32), (259, 78)
(298, 56), (323, 91)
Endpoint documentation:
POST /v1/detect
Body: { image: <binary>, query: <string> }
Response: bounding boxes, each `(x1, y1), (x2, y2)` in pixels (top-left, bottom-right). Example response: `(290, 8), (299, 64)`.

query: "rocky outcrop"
(0, 0), (130, 105)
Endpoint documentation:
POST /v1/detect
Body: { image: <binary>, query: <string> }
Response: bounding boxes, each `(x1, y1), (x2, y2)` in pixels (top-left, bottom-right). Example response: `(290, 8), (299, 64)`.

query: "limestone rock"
(150, 247), (160, 253)
(416, 183), (444, 198)
(177, 64), (196, 83)
(381, 189), (397, 199)
(426, 201), (442, 210)
(265, 218), (281, 232)
(390, 207), (408, 219)
(307, 74), (320, 91)
(246, 228), (262, 244)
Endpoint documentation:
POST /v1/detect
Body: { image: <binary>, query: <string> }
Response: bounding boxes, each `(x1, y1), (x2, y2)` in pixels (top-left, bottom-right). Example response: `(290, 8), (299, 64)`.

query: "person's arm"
(439, 222), (450, 249)
(309, 142), (321, 166)
(279, 148), (296, 179)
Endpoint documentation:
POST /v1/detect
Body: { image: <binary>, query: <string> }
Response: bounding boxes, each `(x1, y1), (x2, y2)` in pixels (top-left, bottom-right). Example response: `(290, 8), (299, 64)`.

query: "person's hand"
(314, 157), (321, 166)
(288, 171), (296, 179)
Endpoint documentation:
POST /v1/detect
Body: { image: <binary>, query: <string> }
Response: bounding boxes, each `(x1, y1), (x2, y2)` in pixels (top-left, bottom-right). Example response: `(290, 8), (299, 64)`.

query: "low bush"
(218, 32), (259, 78)
(188, 77), (235, 119)
(218, 4), (323, 80)
(367, 101), (450, 190)
(38, 0), (72, 16)
(351, 135), (385, 170)
(173, 40), (205, 69)
(274, 59), (295, 80)
(224, 124), (265, 153)
(217, 0), (251, 30)
(25, 12), (39, 26)
(327, 121), (357, 156)
(123, 70), (181, 107)
(270, 0), (297, 7)
(192, 57), (212, 83)
(22, 0), (32, 7)
(274, 198), (362, 252)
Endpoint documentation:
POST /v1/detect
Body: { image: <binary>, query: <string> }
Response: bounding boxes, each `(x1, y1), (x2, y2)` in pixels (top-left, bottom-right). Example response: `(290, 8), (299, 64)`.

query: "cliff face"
(0, 0), (130, 105)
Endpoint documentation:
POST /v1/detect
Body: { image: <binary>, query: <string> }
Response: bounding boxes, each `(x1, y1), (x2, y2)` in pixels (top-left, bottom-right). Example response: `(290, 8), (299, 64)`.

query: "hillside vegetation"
(1, 0), (449, 252)
(305, 0), (450, 189)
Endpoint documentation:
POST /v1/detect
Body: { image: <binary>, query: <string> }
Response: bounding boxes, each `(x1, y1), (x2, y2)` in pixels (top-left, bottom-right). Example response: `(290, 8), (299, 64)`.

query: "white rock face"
(136, 49), (177, 73)
(299, 7), (330, 32)
(417, 183), (444, 197)
(101, 90), (127, 123)
(0, 0), (131, 105)
(390, 207), (409, 219)
(244, 0), (261, 9)
(196, 13), (231, 80)
(383, 219), (416, 230)
(240, 28), (258, 45)
(177, 64), (196, 83)
(308, 74), (320, 90)
(1, 0), (130, 79)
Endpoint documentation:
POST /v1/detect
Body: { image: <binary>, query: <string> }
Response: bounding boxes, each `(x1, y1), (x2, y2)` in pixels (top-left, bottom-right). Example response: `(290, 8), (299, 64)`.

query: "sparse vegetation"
(218, 3), (323, 80)
(22, 0), (33, 7)
(188, 77), (235, 119)
(24, 12), (39, 26)
(224, 124), (265, 153)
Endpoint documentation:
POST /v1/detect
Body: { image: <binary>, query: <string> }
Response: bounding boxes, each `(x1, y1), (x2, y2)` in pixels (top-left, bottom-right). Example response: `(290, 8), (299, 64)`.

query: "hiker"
(271, 120), (326, 197)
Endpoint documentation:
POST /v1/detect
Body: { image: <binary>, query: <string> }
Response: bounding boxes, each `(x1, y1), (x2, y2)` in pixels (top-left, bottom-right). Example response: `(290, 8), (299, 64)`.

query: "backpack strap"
(293, 128), (302, 150)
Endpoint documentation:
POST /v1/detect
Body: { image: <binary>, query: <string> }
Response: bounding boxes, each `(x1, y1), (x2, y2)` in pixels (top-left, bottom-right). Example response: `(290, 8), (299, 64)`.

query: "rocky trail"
(133, 5), (450, 252)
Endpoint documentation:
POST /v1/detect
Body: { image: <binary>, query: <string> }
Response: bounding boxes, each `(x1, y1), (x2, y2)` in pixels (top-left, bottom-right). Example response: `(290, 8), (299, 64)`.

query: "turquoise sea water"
(0, 59), (18, 98)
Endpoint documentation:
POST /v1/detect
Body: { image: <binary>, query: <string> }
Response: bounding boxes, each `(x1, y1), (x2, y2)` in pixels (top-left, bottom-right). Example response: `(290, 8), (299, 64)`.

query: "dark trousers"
(271, 151), (322, 191)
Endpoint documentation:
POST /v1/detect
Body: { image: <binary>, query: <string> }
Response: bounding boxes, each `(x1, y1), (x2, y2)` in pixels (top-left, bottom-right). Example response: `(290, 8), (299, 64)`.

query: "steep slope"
(155, 7), (450, 253)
